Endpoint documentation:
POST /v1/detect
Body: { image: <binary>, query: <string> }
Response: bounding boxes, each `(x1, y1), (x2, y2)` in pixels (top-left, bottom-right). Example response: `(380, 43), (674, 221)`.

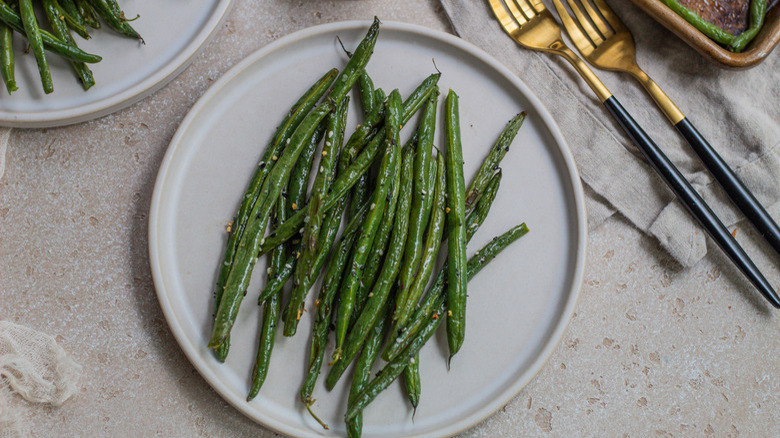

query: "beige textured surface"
(0, 1), (778, 437)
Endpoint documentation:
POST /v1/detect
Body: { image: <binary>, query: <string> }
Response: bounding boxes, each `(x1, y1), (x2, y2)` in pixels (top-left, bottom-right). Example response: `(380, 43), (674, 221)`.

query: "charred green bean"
(393, 152), (445, 329)
(346, 303), (389, 438)
(395, 89), (438, 320)
(444, 89), (467, 359)
(43, 0), (94, 90)
(0, 22), (16, 94)
(285, 97), (350, 336)
(300, 205), (368, 409)
(20, 0), (53, 94)
(331, 89), (402, 362)
(384, 170), (502, 361)
(86, 0), (142, 40)
(326, 139), (414, 389)
(210, 22), (378, 348)
(346, 223), (530, 419)
(464, 111), (525, 215)
(353, 134), (417, 323)
(402, 354), (421, 411)
(212, 69), (337, 358)
(256, 75), (439, 255)
(0, 1), (102, 63)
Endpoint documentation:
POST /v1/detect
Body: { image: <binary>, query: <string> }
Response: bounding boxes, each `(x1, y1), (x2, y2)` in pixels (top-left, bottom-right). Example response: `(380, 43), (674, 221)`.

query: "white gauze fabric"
(0, 321), (81, 437)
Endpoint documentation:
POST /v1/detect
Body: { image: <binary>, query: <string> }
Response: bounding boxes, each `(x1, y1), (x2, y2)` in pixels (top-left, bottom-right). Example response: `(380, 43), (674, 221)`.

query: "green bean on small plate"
(0, 0), (233, 128)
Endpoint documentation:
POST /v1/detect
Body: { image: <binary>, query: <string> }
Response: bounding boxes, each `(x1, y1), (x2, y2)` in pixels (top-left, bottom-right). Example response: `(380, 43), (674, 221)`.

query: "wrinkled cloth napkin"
(441, 0), (780, 267)
(0, 321), (81, 437)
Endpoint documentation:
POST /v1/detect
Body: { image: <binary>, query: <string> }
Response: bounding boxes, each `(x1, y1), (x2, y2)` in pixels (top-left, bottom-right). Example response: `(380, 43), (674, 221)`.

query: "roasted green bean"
(343, 87), (385, 278)
(331, 89), (402, 362)
(444, 89), (467, 359)
(55, 1), (90, 40)
(343, 86), (383, 232)
(395, 89), (438, 320)
(209, 103), (333, 349)
(210, 31), (375, 348)
(20, 0), (53, 94)
(730, 0), (766, 52)
(347, 299), (442, 421)
(221, 33), (384, 353)
(284, 97), (350, 336)
(464, 111), (526, 214)
(0, 21), (16, 94)
(342, 94), (385, 171)
(247, 181), (291, 393)
(59, 0), (85, 27)
(659, 0), (728, 44)
(300, 205), (368, 416)
(657, 0), (767, 51)
(86, 0), (142, 40)
(393, 152), (445, 329)
(247, 256), (283, 399)
(357, 70), (376, 115)
(328, 17), (380, 105)
(256, 254), (294, 304)
(346, 302), (389, 438)
(0, 1), (102, 63)
(352, 134), (417, 323)
(256, 75), (439, 255)
(43, 0), (94, 90)
(73, 0), (96, 28)
(326, 141), (415, 389)
(274, 116), (325, 325)
(212, 70), (337, 359)
(288, 123), (326, 219)
(382, 114), (520, 362)
(402, 354), (421, 411)
(300, 96), (350, 258)
(346, 223), (530, 419)
(383, 170), (502, 362)
(75, 0), (100, 29)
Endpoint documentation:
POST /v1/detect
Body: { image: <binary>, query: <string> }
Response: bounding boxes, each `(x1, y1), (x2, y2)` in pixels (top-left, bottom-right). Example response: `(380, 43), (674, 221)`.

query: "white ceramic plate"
(149, 21), (586, 438)
(0, 0), (233, 127)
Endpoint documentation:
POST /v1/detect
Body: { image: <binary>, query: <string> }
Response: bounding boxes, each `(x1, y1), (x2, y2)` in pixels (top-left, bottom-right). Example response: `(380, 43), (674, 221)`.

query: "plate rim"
(149, 19), (587, 438)
(0, 0), (235, 128)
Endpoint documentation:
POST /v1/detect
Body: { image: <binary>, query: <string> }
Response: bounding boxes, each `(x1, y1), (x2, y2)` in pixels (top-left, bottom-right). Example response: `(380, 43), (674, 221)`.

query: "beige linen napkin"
(441, 0), (780, 267)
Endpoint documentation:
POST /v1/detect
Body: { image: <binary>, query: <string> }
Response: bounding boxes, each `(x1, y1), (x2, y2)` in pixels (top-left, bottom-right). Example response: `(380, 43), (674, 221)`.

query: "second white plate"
(0, 0), (232, 127)
(149, 20), (586, 437)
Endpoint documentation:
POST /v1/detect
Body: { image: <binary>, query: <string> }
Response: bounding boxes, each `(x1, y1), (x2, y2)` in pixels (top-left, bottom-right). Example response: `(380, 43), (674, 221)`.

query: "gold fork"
(552, 0), (780, 257)
(488, 0), (779, 307)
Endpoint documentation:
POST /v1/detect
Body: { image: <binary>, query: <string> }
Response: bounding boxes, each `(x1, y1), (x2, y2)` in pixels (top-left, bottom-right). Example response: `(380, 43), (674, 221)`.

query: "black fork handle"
(603, 96), (779, 308)
(675, 117), (780, 255)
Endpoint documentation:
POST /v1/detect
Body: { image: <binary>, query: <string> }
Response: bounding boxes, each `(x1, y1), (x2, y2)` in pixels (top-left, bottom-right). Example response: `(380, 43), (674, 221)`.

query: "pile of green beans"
(0, 0), (141, 94)
(208, 19), (531, 437)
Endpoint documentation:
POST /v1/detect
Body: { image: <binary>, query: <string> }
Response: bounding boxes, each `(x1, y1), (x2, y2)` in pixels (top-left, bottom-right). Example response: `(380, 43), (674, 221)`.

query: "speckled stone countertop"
(1, 1), (778, 437)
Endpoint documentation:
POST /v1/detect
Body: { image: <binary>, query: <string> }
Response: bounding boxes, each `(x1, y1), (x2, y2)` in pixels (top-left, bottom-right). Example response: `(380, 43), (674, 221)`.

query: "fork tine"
(513, 0), (537, 21)
(592, 0), (629, 33)
(489, 0), (524, 32)
(503, 0), (529, 26)
(526, 0), (546, 14)
(579, 0), (612, 37)
(565, 0), (604, 45)
(550, 0), (596, 54)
